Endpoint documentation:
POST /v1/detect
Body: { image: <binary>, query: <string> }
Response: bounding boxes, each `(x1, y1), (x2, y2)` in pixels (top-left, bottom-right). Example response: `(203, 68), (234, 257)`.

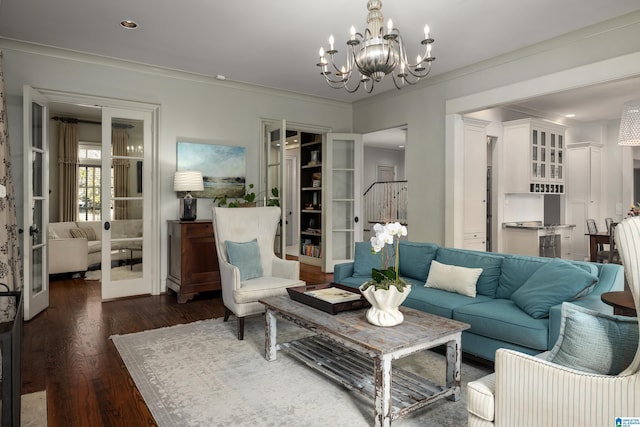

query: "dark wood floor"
(22, 262), (333, 427)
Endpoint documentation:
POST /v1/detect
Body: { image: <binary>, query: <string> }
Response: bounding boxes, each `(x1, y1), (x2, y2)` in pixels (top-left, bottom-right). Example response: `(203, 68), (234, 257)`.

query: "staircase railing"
(362, 180), (408, 231)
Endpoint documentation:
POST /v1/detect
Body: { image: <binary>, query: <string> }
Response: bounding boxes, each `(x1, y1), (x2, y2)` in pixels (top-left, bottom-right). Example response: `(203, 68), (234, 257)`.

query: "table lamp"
(173, 171), (204, 221)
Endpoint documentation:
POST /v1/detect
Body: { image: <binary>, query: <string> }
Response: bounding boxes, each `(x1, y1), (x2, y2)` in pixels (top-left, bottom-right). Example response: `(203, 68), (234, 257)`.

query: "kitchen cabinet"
(503, 119), (566, 194)
(462, 117), (489, 251)
(566, 142), (603, 261)
(502, 222), (574, 260)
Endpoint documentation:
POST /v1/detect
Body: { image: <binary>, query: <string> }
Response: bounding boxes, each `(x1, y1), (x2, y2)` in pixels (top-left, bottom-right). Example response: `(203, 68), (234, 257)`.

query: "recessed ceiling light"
(398, 145), (405, 148)
(120, 20), (138, 30)
(565, 113), (576, 118)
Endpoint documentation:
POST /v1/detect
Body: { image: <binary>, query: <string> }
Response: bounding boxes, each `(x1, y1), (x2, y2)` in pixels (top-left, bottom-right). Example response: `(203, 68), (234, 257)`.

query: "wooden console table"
(166, 220), (221, 303)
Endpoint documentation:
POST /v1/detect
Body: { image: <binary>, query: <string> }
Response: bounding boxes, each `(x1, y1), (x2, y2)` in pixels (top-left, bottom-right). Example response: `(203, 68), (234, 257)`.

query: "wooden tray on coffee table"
(287, 283), (370, 315)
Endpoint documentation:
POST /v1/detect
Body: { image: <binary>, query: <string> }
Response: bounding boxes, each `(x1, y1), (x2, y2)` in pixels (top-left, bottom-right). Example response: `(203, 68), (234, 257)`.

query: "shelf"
(301, 140), (321, 148)
(299, 131), (323, 267)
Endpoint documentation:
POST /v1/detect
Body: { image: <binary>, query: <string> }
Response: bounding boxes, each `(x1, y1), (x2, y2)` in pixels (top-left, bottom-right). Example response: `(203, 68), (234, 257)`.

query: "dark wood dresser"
(167, 220), (221, 303)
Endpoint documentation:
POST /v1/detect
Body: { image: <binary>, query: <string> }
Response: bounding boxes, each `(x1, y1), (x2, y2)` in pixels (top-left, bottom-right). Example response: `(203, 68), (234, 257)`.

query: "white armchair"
(212, 206), (305, 340)
(467, 216), (640, 427)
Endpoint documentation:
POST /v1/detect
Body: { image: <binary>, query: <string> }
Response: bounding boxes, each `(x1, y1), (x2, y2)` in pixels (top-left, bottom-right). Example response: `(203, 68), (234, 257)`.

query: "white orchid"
(363, 221), (409, 292)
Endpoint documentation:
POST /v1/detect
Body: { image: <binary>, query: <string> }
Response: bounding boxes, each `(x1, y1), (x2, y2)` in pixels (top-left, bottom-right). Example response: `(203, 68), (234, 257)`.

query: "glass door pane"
(101, 108), (152, 299)
(323, 133), (362, 273)
(264, 120), (286, 257)
(23, 86), (50, 320)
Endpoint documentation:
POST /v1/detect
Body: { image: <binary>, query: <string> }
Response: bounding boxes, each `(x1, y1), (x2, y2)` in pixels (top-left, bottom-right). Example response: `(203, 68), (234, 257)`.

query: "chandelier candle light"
(173, 171), (204, 221)
(317, 0), (435, 93)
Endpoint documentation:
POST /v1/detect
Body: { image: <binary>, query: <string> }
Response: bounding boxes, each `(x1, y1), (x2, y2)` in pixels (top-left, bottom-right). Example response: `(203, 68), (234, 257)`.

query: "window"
(77, 143), (114, 221)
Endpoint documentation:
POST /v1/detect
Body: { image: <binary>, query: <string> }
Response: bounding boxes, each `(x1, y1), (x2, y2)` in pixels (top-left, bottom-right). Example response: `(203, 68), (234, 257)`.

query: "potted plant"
(238, 183), (256, 207)
(359, 222), (411, 327)
(266, 187), (280, 207)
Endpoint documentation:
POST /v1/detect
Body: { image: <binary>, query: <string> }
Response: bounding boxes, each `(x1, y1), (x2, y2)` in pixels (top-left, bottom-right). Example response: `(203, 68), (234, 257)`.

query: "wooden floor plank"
(22, 262), (333, 427)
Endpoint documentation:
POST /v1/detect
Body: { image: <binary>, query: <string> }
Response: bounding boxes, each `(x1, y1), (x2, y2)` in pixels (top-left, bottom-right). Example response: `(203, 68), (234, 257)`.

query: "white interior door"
(22, 86), (50, 320)
(264, 120), (286, 257)
(323, 133), (363, 272)
(100, 107), (153, 299)
(285, 155), (298, 248)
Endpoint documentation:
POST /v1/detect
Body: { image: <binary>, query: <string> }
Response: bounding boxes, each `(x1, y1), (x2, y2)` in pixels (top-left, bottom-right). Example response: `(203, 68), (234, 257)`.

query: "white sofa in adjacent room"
(48, 220), (143, 275)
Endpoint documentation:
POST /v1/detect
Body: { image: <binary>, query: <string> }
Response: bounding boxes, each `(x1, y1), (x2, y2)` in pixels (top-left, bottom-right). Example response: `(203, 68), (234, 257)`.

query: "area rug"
(0, 390), (47, 426)
(111, 316), (492, 427)
(84, 263), (142, 281)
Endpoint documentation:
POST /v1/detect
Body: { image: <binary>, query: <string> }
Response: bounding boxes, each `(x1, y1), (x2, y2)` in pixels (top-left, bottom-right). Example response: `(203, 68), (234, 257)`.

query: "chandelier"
(316, 0), (435, 93)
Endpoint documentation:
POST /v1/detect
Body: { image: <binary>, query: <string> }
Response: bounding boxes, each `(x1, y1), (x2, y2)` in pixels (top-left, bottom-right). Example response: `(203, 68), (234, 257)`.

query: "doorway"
(362, 127), (407, 234)
(29, 89), (159, 307)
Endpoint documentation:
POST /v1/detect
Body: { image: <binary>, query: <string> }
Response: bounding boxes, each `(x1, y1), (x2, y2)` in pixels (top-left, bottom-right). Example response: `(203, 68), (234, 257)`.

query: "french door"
(264, 119), (287, 257)
(323, 133), (363, 272)
(100, 107), (153, 299)
(22, 86), (50, 320)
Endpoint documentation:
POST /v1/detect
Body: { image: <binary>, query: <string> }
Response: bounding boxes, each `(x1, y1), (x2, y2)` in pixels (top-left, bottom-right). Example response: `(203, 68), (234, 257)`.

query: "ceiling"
(2, 0), (640, 103)
(2, 0), (640, 147)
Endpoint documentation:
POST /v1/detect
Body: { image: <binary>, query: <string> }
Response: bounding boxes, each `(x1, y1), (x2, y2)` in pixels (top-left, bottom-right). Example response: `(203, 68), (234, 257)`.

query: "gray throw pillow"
(548, 303), (638, 375)
(225, 239), (263, 281)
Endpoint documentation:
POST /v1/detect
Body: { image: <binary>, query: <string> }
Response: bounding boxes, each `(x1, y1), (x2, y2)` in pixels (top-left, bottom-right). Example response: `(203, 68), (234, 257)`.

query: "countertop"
(503, 221), (576, 230)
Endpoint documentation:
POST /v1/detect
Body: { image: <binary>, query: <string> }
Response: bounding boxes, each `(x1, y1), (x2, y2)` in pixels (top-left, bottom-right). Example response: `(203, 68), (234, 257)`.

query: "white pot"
(359, 283), (412, 327)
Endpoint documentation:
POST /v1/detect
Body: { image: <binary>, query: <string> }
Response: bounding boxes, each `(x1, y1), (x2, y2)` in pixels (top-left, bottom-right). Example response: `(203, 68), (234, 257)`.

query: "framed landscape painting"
(176, 140), (246, 199)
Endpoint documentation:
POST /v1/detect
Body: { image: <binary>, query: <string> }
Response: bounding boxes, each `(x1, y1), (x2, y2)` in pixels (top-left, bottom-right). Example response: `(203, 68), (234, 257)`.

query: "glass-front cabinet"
(504, 118), (566, 194)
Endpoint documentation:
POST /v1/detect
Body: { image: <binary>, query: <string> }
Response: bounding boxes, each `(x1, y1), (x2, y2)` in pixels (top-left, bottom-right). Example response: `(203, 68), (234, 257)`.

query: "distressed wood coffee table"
(260, 295), (470, 427)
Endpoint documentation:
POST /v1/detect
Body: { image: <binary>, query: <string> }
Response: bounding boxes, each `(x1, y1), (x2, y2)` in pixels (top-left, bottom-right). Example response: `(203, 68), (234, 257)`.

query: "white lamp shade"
(618, 98), (640, 146)
(173, 171), (204, 192)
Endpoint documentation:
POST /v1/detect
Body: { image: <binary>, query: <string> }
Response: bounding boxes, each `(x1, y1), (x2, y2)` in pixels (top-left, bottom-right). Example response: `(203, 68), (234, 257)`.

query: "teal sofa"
(333, 241), (625, 362)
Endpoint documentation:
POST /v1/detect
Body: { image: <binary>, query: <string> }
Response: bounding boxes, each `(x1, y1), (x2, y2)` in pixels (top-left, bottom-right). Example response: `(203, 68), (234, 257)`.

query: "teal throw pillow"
(548, 303), (638, 375)
(353, 241), (394, 277)
(510, 258), (599, 319)
(398, 241), (438, 281)
(225, 239), (263, 281)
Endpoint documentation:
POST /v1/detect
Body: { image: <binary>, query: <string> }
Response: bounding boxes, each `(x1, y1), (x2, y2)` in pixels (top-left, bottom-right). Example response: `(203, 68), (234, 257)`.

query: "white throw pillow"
(424, 260), (483, 297)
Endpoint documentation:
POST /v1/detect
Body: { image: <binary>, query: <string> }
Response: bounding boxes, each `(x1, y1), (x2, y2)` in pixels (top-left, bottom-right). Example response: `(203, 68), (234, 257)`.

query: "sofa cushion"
(425, 260), (482, 297)
(453, 299), (549, 351)
(338, 276), (371, 289)
(69, 227), (97, 241)
(547, 303), (638, 375)
(353, 241), (394, 277)
(225, 239), (263, 281)
(398, 241), (438, 281)
(435, 248), (504, 297)
(87, 240), (101, 254)
(403, 285), (492, 319)
(48, 222), (79, 239)
(496, 255), (599, 299)
(510, 258), (599, 319)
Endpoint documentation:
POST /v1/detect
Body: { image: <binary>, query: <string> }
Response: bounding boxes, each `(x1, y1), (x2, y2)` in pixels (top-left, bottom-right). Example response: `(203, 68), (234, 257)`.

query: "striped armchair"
(467, 216), (640, 427)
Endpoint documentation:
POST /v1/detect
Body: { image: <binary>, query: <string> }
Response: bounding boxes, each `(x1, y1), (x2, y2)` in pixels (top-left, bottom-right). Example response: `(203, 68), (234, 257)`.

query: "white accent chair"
(212, 206), (305, 340)
(467, 216), (640, 427)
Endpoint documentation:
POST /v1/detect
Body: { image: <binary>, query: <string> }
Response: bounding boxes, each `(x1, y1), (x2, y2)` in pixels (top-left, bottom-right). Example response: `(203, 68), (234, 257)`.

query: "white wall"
(362, 146), (405, 189)
(2, 43), (353, 293)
